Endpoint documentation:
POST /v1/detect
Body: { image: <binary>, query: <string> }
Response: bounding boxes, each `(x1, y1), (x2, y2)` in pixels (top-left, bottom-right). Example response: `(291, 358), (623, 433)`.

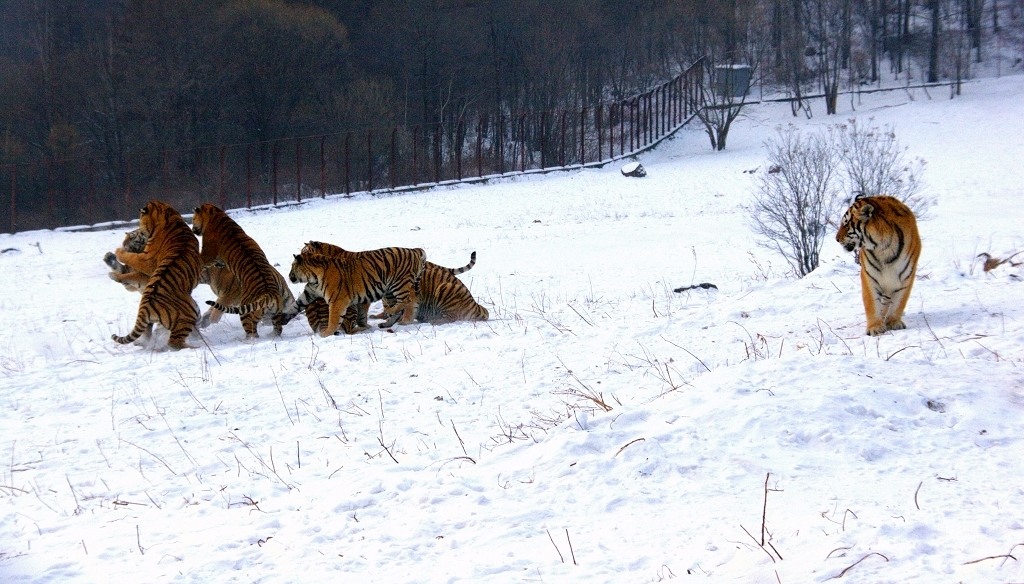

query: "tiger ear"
(861, 202), (876, 218)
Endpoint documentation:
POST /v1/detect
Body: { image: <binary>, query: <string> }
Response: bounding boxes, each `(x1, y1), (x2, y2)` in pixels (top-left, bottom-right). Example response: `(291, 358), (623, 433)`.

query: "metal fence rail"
(1, 58), (706, 234)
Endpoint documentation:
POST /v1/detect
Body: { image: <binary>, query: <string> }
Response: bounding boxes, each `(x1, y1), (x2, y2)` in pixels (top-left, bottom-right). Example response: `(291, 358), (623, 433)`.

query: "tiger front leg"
(860, 267), (888, 336)
(883, 275), (917, 333)
(382, 286), (418, 328)
(320, 296), (351, 337)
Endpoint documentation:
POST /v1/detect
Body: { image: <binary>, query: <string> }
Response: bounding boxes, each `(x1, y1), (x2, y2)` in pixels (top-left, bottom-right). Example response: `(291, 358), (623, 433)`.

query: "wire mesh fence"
(1, 59), (706, 233)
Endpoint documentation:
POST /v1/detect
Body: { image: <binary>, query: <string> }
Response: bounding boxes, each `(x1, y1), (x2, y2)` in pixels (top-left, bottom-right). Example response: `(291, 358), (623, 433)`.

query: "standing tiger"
(111, 200), (202, 350)
(292, 240), (486, 328)
(288, 247), (426, 336)
(191, 203), (295, 338)
(103, 229), (240, 328)
(836, 195), (921, 336)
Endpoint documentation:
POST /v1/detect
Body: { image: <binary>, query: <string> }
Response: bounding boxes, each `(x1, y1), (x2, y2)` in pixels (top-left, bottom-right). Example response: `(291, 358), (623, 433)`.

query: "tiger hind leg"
(240, 310), (262, 338)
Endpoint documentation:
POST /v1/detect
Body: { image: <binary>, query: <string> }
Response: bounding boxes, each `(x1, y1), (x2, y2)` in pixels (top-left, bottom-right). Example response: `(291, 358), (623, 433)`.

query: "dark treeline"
(0, 0), (719, 167)
(1, 0), (1020, 229)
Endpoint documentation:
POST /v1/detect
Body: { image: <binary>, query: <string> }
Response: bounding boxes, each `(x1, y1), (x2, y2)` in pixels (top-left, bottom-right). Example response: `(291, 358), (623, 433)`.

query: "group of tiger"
(105, 200), (488, 350)
(105, 194), (921, 351)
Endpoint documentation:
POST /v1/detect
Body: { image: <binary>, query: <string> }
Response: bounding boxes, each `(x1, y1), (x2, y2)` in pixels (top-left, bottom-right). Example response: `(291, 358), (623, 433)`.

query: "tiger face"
(836, 203), (866, 253)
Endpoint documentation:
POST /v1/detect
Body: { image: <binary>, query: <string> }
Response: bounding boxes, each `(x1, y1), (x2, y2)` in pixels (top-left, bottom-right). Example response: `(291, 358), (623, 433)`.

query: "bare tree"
(749, 125), (845, 276)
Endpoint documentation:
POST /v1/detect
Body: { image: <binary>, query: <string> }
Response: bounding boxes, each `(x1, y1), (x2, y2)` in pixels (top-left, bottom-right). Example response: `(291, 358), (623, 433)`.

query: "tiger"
(111, 200), (202, 350)
(287, 247), (426, 337)
(104, 228), (151, 292)
(104, 229), (246, 328)
(191, 203), (295, 338)
(294, 240), (485, 326)
(280, 240), (432, 329)
(836, 195), (921, 336)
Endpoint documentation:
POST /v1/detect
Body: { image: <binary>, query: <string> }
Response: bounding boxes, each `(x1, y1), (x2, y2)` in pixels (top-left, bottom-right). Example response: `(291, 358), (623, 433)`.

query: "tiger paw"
(103, 251), (122, 271)
(886, 319), (907, 331)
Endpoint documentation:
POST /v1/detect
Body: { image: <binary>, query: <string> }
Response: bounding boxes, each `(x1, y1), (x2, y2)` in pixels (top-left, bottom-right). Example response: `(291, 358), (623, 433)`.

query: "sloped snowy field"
(1, 75), (1022, 583)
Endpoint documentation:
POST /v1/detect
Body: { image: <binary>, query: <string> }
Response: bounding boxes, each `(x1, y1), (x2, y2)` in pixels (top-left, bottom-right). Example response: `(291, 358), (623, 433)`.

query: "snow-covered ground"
(1, 74), (1022, 583)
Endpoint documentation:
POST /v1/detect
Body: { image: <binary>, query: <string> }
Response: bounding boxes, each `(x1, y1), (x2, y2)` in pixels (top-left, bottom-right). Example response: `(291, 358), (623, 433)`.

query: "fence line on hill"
(1, 58), (708, 234)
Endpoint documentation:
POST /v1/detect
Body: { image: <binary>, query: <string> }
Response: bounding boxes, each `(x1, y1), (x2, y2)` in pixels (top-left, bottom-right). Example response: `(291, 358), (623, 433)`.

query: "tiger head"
(836, 198), (876, 253)
(138, 200), (179, 238)
(191, 203), (225, 236)
(121, 228), (147, 253)
(289, 253), (321, 285)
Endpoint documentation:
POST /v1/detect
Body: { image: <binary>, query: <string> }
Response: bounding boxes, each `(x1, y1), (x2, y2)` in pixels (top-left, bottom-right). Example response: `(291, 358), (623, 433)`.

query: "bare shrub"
(749, 125), (845, 277)
(836, 118), (929, 216)
(751, 120), (930, 277)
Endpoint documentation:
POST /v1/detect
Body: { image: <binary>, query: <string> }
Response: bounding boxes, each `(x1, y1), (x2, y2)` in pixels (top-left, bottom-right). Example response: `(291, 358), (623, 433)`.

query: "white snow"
(1, 75), (1023, 584)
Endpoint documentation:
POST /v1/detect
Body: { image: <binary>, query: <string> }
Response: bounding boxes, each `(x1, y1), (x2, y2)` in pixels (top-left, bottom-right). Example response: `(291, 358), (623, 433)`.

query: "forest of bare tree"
(1, 0), (1022, 229)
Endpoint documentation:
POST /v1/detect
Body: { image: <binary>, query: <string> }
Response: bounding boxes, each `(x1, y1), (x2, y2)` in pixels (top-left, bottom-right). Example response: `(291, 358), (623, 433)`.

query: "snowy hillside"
(1, 75), (1022, 583)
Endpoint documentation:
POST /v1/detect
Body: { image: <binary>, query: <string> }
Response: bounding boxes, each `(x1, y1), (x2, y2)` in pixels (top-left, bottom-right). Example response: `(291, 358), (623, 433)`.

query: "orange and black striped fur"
(836, 195), (921, 336)
(197, 262), (246, 328)
(282, 240), (431, 330)
(191, 203), (295, 337)
(288, 246), (426, 336)
(104, 228), (150, 292)
(297, 241), (485, 325)
(104, 229), (239, 327)
(111, 200), (201, 350)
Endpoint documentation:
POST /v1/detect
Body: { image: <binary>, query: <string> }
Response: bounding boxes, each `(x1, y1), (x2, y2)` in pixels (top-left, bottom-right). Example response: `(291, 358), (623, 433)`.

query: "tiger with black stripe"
(296, 241), (486, 326)
(288, 246), (426, 336)
(836, 195), (921, 336)
(111, 200), (202, 350)
(280, 240), (435, 329)
(191, 203), (295, 338)
(103, 228), (240, 328)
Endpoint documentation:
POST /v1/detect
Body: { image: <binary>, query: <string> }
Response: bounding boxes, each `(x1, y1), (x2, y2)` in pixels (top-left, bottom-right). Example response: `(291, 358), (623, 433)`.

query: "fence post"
(344, 132), (351, 197)
(559, 111), (567, 167)
(391, 127), (398, 189)
(246, 145), (253, 208)
(272, 141), (279, 206)
(320, 136), (326, 198)
(519, 114), (527, 172)
(476, 116), (484, 178)
(434, 123), (442, 183)
(389, 126), (397, 187)
(8, 166), (15, 233)
(412, 126), (420, 185)
(88, 159), (96, 225)
(498, 115), (505, 174)
(456, 120), (464, 181)
(367, 130), (373, 193)
(540, 112), (547, 169)
(124, 155), (132, 218)
(219, 145), (227, 208)
(580, 107), (587, 165)
(294, 139), (302, 203)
